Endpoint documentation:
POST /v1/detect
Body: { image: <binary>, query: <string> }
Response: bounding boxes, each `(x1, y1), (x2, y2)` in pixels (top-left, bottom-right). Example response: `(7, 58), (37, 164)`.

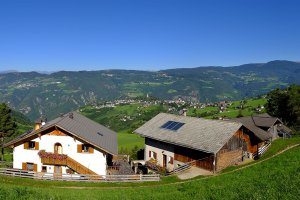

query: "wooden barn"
(134, 113), (272, 172)
(235, 113), (292, 140)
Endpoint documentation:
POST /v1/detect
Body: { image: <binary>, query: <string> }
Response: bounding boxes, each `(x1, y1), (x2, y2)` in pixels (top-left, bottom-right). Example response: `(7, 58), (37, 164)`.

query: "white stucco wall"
(13, 134), (107, 175)
(145, 138), (174, 171)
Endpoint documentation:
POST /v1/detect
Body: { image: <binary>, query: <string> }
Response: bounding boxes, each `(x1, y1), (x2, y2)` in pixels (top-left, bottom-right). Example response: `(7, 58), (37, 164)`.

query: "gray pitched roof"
(251, 113), (282, 128)
(134, 113), (242, 154)
(5, 112), (118, 155)
(234, 116), (272, 141)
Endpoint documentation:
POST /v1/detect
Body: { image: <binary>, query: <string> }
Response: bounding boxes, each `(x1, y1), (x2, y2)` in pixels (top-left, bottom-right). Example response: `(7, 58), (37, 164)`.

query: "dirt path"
(53, 143), (300, 190)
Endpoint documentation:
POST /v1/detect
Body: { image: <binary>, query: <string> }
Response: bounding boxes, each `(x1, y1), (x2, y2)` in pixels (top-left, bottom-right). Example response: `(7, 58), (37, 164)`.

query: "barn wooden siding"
(240, 128), (264, 154)
(215, 130), (243, 171)
(174, 145), (214, 171)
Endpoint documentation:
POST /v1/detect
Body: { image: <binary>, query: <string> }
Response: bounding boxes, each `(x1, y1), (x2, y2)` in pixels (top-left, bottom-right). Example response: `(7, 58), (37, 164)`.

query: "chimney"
(34, 116), (47, 130)
(34, 118), (42, 130)
(183, 108), (187, 116)
(69, 112), (74, 119)
(179, 109), (188, 116)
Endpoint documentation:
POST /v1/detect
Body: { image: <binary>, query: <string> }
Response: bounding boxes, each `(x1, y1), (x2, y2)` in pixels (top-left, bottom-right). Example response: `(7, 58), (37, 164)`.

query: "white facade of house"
(145, 138), (175, 171)
(13, 134), (107, 175)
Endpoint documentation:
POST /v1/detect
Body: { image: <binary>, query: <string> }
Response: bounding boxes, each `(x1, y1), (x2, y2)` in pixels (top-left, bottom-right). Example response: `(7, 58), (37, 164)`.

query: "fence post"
(140, 173), (142, 181)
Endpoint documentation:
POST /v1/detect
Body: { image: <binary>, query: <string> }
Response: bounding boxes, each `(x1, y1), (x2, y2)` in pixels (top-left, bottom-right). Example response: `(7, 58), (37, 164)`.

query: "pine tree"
(0, 103), (16, 161)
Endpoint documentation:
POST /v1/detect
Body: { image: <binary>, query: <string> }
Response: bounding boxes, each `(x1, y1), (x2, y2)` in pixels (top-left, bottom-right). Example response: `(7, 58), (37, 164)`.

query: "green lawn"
(118, 131), (144, 152)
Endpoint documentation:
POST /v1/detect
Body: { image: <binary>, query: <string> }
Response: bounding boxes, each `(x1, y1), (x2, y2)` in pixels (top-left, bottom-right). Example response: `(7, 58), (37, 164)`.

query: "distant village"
(88, 95), (265, 120)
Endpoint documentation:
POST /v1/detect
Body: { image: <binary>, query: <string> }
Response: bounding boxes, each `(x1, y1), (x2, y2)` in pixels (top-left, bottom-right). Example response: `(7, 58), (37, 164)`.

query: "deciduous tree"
(0, 103), (16, 160)
(266, 85), (300, 126)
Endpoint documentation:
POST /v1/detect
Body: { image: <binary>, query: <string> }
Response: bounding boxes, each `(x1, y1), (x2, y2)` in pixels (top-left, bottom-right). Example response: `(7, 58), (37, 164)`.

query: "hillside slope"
(0, 60), (299, 120)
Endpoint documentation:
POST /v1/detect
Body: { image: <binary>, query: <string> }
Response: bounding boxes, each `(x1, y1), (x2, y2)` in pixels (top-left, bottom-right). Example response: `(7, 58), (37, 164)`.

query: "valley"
(0, 60), (299, 120)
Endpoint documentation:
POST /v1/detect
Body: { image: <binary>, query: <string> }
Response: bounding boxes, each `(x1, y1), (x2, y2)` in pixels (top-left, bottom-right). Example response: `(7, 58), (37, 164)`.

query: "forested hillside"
(0, 60), (299, 120)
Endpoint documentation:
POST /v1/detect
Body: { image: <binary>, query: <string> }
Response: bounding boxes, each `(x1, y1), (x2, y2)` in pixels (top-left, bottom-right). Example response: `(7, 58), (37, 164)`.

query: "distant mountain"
(0, 60), (299, 120)
(0, 70), (18, 74)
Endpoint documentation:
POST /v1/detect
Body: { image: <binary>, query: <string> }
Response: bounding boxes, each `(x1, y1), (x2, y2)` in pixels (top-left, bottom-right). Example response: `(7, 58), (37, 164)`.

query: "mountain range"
(0, 60), (299, 120)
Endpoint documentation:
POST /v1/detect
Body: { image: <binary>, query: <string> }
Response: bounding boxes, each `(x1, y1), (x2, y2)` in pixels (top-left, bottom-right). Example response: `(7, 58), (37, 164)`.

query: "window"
(82, 144), (89, 152)
(26, 163), (34, 171)
(41, 166), (47, 172)
(22, 162), (37, 171)
(160, 121), (185, 131)
(28, 141), (35, 149)
(24, 141), (39, 150)
(77, 144), (94, 153)
(149, 151), (157, 159)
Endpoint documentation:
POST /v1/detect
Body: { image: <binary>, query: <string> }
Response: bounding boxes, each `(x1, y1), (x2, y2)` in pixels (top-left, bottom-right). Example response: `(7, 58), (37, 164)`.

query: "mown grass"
(0, 145), (299, 199)
(118, 131), (144, 151)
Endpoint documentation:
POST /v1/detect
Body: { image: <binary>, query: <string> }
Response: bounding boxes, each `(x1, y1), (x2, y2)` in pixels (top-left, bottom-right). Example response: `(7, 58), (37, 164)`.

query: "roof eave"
(134, 130), (215, 154)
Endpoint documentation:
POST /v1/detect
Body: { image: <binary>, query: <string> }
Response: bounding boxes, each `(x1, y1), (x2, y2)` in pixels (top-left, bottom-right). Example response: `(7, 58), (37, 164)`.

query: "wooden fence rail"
(167, 156), (212, 175)
(0, 168), (160, 182)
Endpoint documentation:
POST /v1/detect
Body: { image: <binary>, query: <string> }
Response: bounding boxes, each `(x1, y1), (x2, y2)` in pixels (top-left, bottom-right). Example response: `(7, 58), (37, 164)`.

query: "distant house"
(235, 113), (292, 140)
(5, 112), (118, 175)
(218, 101), (227, 112)
(134, 113), (271, 173)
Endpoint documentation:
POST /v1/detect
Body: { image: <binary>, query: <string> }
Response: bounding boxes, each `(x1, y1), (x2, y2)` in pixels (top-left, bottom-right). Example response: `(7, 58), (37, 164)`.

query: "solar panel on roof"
(161, 121), (173, 128)
(172, 122), (185, 130)
(161, 121), (185, 131)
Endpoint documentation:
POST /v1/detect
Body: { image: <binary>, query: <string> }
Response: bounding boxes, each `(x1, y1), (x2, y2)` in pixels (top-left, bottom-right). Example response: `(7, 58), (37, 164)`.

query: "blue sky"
(0, 0), (300, 71)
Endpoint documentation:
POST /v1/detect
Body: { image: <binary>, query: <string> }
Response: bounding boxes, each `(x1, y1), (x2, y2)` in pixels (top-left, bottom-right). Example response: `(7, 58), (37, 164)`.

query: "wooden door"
(54, 166), (62, 177)
(163, 154), (167, 168)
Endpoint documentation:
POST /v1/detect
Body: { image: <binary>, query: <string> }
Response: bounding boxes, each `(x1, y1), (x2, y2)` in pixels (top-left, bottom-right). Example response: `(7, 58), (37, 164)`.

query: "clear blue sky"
(0, 0), (300, 71)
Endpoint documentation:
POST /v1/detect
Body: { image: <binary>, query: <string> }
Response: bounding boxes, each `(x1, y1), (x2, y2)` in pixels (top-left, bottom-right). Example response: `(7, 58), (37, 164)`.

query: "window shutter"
(35, 142), (39, 150)
(22, 162), (26, 170)
(170, 156), (174, 164)
(154, 152), (157, 160)
(149, 151), (151, 158)
(88, 146), (94, 153)
(77, 144), (82, 153)
(33, 164), (37, 172)
(24, 142), (29, 149)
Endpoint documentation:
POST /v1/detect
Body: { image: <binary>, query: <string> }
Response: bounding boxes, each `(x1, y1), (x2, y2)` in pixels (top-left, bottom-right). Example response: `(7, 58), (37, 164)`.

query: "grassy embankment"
(0, 137), (299, 199)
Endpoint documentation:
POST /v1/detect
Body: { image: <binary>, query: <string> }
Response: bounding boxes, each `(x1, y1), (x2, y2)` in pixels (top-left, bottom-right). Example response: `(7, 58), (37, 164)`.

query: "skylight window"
(160, 121), (185, 131)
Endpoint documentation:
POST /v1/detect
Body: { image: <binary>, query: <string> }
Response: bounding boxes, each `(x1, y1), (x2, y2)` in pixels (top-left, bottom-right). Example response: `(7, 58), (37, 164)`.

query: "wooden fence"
(167, 156), (212, 175)
(0, 168), (160, 182)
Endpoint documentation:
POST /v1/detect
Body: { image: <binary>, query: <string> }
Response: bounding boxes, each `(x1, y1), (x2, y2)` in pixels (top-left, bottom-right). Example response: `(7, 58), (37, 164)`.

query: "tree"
(265, 85), (300, 126)
(0, 103), (17, 161)
(237, 109), (244, 118)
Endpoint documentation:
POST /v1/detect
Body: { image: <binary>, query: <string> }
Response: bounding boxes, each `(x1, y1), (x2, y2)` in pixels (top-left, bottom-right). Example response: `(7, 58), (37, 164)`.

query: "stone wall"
(216, 149), (242, 172)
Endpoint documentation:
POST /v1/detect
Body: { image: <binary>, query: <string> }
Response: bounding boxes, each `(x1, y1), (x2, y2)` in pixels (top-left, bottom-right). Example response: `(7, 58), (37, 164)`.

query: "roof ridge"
(160, 112), (242, 125)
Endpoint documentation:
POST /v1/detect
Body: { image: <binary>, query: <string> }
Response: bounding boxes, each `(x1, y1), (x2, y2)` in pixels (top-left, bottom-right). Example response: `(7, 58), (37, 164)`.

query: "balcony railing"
(38, 150), (68, 165)
(41, 157), (67, 165)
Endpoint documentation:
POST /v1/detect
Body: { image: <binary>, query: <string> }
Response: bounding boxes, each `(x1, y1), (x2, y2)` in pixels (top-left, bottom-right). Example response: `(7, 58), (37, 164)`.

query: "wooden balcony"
(39, 151), (97, 175)
(41, 157), (67, 165)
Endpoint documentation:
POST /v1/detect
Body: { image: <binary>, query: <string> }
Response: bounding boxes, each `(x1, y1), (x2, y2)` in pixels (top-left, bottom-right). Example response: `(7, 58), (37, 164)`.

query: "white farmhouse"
(5, 112), (118, 175)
